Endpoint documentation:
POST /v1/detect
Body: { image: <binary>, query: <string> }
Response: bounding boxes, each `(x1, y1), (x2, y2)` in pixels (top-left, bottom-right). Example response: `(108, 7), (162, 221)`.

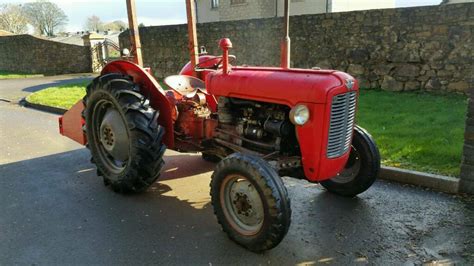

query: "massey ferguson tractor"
(59, 0), (380, 252)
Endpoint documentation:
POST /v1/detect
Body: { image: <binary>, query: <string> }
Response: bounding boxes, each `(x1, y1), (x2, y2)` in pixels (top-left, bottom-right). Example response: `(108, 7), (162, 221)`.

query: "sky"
(0, 0), (443, 32)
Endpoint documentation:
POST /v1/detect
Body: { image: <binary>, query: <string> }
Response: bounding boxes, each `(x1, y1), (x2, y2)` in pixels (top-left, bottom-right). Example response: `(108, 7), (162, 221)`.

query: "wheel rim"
(332, 145), (362, 184)
(92, 99), (130, 175)
(220, 174), (264, 236)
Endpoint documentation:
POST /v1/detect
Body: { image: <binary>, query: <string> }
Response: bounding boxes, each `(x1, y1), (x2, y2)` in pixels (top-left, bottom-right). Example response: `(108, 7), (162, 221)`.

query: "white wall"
(276, 0), (330, 16)
(196, 0), (220, 23)
(444, 0), (474, 3)
(332, 0), (396, 12)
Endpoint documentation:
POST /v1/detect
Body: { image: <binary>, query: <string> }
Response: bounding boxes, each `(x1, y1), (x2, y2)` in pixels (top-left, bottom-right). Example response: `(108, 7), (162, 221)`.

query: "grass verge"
(26, 82), (88, 110)
(358, 89), (467, 177)
(0, 71), (44, 79)
(26, 83), (468, 176)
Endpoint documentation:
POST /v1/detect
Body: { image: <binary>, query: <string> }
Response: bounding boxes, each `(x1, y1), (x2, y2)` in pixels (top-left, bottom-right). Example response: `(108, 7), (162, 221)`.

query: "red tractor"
(59, 0), (380, 252)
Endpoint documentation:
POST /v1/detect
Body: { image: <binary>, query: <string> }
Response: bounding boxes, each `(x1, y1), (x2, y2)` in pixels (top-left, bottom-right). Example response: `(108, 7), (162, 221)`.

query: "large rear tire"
(84, 73), (166, 193)
(320, 125), (380, 197)
(210, 153), (291, 252)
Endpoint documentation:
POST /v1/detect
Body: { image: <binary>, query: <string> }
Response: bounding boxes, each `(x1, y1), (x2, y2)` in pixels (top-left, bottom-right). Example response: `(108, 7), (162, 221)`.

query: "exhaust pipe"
(126, 0), (143, 66)
(185, 0), (199, 77)
(280, 0), (291, 69)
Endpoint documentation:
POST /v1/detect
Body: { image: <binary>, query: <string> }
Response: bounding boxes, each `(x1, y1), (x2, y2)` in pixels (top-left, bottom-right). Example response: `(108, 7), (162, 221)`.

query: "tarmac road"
(1, 77), (473, 265)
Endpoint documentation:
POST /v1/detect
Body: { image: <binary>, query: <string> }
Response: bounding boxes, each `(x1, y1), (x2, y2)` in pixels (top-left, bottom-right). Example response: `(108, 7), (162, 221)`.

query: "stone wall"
(0, 35), (92, 75)
(460, 85), (474, 193)
(120, 3), (473, 94)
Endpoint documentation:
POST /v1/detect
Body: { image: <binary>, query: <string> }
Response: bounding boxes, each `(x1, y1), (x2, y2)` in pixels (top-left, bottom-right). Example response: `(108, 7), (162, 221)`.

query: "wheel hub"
(223, 176), (264, 234)
(333, 146), (362, 183)
(99, 108), (130, 161)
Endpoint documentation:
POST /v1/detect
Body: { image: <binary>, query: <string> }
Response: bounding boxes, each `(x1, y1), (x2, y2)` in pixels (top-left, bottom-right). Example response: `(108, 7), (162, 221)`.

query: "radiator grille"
(327, 91), (357, 158)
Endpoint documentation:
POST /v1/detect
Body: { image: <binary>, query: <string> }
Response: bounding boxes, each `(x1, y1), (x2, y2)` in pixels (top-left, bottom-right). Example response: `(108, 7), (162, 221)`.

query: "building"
(196, 0), (396, 23)
(331, 0), (395, 12)
(0, 30), (14, 36)
(441, 0), (474, 4)
(49, 31), (121, 46)
(196, 0), (331, 23)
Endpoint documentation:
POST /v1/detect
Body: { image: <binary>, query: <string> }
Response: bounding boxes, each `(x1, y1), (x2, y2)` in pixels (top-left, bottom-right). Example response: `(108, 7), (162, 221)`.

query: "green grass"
(0, 71), (44, 79)
(357, 89), (467, 177)
(27, 83), (468, 176)
(26, 82), (88, 110)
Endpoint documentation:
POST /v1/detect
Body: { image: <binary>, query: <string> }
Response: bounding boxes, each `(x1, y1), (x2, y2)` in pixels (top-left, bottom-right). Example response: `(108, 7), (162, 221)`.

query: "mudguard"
(59, 60), (175, 148)
(101, 60), (175, 148)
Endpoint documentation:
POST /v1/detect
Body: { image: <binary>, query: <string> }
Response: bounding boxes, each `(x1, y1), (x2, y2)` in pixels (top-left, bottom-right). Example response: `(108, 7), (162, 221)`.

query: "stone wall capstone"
(0, 35), (92, 75)
(460, 83), (474, 194)
(120, 3), (473, 94)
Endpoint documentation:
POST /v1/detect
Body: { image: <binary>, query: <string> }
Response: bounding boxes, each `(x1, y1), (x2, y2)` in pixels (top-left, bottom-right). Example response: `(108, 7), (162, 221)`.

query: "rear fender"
(101, 60), (175, 148)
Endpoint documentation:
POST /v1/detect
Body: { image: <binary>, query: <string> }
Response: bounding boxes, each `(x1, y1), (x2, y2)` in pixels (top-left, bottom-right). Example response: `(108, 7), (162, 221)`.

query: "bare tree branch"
(85, 15), (104, 32)
(0, 4), (29, 34)
(103, 20), (127, 32)
(22, 0), (68, 36)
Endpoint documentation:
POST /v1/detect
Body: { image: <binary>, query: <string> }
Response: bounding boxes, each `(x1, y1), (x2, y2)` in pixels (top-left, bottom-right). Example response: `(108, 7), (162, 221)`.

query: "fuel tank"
(206, 66), (351, 106)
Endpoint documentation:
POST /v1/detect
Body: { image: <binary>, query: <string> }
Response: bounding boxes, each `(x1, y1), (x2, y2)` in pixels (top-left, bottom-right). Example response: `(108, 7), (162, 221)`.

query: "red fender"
(102, 60), (175, 148)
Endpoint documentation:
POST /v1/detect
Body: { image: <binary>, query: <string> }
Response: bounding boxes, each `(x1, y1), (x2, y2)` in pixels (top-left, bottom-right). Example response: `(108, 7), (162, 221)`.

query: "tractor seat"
(164, 75), (206, 98)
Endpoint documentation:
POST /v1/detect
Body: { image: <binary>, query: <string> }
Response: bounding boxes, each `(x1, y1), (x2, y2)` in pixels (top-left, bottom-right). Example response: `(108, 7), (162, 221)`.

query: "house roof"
(0, 30), (14, 36)
(49, 31), (121, 46)
(86, 32), (105, 40)
(49, 35), (85, 46)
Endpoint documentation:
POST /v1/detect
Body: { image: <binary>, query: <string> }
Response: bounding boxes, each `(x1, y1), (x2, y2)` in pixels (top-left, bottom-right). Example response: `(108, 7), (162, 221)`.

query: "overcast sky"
(0, 0), (443, 32)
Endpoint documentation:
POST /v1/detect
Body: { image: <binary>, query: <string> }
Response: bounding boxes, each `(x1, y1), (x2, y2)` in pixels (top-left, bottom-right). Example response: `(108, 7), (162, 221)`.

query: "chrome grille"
(327, 92), (357, 158)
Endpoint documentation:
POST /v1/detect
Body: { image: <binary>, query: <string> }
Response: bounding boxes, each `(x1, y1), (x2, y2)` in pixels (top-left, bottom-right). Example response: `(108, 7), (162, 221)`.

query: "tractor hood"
(206, 66), (356, 106)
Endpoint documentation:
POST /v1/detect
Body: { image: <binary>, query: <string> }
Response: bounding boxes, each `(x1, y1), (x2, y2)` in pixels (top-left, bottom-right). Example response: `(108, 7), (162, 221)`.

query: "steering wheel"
(195, 55), (236, 71)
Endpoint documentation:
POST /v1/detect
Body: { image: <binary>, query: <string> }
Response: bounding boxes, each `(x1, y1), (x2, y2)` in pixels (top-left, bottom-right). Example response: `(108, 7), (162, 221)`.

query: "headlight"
(290, 104), (310, 126)
(122, 48), (130, 56)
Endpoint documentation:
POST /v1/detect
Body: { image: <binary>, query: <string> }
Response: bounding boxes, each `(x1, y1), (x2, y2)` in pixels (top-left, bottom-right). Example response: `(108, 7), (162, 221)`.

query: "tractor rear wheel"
(84, 73), (166, 193)
(320, 125), (380, 197)
(210, 153), (291, 252)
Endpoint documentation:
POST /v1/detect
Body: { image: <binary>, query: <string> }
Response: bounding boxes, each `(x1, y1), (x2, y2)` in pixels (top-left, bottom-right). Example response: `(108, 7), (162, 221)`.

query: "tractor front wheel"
(210, 153), (291, 252)
(84, 74), (166, 193)
(320, 125), (380, 197)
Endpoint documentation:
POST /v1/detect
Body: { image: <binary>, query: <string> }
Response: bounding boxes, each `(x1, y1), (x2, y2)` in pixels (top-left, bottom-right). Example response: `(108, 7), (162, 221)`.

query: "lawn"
(357, 89), (467, 177)
(27, 83), (468, 176)
(26, 82), (88, 110)
(0, 71), (43, 79)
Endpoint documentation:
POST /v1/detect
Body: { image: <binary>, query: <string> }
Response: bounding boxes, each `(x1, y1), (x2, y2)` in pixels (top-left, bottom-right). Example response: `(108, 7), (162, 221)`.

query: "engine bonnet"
(206, 67), (356, 106)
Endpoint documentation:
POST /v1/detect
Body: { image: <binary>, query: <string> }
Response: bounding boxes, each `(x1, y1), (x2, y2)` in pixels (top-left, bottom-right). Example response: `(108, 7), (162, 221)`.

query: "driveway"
(0, 77), (473, 265)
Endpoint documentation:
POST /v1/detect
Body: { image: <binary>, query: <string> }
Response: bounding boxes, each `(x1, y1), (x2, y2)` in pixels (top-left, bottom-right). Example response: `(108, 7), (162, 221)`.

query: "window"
(231, 0), (246, 5)
(211, 0), (219, 9)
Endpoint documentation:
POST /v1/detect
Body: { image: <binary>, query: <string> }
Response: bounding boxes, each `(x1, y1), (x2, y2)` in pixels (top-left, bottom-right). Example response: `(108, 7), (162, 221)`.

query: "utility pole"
(126, 0), (143, 66)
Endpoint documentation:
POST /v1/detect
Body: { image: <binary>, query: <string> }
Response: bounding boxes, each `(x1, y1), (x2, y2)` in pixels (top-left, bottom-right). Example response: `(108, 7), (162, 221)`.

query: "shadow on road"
(22, 77), (93, 93)
(1, 149), (473, 265)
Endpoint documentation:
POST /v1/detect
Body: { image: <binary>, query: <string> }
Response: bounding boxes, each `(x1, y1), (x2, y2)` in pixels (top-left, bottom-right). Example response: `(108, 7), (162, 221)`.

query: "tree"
(138, 23), (145, 28)
(22, 0), (68, 37)
(85, 15), (103, 32)
(103, 20), (127, 31)
(0, 4), (28, 34)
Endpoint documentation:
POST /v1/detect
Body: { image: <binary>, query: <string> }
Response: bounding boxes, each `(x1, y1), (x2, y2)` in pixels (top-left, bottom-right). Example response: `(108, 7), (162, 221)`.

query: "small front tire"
(320, 125), (380, 197)
(210, 153), (291, 252)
